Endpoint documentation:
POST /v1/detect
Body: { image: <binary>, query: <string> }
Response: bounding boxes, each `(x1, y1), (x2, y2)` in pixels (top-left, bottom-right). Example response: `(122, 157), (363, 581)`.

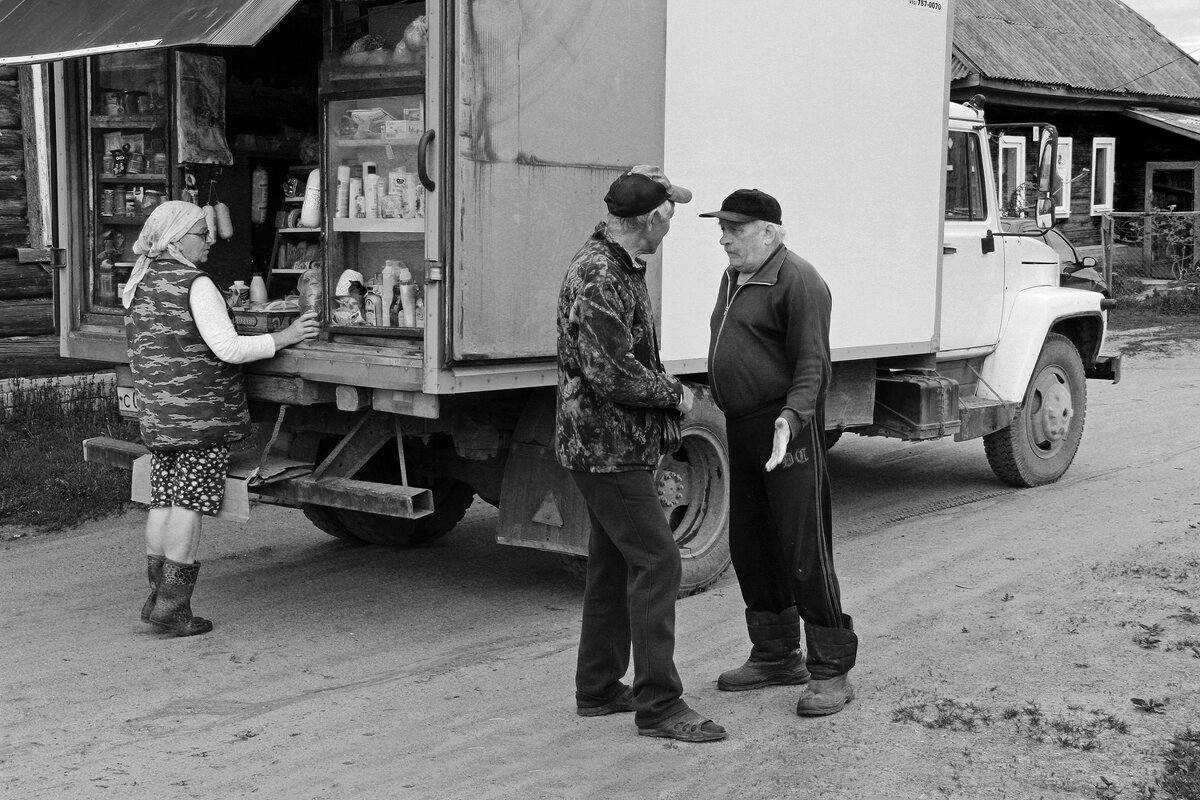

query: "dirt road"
(2, 333), (1197, 800)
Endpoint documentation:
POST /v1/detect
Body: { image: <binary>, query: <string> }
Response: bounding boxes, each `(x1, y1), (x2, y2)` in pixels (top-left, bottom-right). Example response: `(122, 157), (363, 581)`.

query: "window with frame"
(1091, 137), (1116, 214)
(945, 130), (987, 222)
(1054, 136), (1073, 218)
(998, 134), (1027, 217)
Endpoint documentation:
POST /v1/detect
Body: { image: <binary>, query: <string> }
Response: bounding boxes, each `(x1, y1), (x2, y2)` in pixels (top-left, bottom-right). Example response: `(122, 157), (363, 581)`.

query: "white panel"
(661, 0), (953, 363)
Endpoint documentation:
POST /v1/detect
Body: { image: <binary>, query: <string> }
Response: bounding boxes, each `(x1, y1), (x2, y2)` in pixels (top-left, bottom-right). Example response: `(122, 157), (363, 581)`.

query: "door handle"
(417, 129), (436, 192)
(943, 245), (957, 255)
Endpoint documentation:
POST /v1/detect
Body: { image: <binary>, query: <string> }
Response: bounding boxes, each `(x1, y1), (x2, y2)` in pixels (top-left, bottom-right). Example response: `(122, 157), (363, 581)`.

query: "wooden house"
(0, 66), (51, 337)
(951, 0), (1200, 278)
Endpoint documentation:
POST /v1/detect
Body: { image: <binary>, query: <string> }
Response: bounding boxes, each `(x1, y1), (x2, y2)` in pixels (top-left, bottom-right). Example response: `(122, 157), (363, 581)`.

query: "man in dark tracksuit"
(702, 189), (857, 716)
(556, 165), (726, 742)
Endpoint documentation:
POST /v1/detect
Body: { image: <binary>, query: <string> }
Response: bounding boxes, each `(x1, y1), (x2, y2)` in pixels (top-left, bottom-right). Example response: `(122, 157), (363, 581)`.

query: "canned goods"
(128, 152), (146, 174)
(102, 153), (115, 174)
(112, 186), (126, 214)
(125, 199), (137, 216)
(100, 189), (115, 216)
(151, 153), (167, 174)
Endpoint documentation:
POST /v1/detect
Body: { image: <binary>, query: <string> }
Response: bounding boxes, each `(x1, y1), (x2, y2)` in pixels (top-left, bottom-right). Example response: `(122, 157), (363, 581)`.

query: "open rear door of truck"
(447, 1), (669, 363)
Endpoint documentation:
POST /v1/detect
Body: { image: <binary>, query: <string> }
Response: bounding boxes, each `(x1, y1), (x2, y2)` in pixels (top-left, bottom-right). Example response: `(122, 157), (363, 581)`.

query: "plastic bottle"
(251, 164), (269, 224)
(299, 168), (322, 228)
(397, 266), (416, 327)
(362, 162), (378, 219)
(335, 165), (351, 218)
(349, 177), (364, 218)
(380, 260), (396, 326)
(363, 286), (383, 326)
(389, 288), (402, 327)
(97, 256), (116, 306)
(249, 273), (268, 304)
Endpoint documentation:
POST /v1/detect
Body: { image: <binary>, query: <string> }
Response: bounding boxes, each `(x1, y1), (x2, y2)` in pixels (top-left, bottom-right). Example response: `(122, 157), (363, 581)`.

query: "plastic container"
(299, 168), (322, 228)
(397, 266), (416, 327)
(249, 274), (268, 304)
(335, 165), (351, 218)
(380, 260), (397, 326)
(227, 280), (249, 309)
(362, 162), (378, 219)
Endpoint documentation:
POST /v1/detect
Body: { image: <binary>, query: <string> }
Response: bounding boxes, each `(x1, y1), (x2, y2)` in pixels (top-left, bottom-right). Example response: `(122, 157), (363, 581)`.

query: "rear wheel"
(558, 386), (731, 598)
(984, 333), (1086, 487)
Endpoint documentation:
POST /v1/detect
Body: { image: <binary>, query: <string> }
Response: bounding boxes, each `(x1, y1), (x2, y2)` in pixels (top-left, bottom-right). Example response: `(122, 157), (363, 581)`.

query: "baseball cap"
(699, 189), (783, 225)
(604, 164), (693, 218)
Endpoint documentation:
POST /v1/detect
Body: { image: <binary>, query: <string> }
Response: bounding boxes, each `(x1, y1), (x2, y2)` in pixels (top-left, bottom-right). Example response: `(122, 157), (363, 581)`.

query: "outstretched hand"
(765, 417), (790, 471)
(274, 310), (320, 349)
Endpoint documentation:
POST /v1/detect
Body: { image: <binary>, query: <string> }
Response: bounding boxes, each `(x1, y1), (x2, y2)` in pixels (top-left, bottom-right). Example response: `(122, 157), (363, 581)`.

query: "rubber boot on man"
(717, 607), (810, 690)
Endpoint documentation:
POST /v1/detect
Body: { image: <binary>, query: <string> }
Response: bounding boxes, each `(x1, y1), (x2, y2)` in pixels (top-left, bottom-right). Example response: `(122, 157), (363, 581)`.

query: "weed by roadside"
(1105, 304), (1200, 356)
(0, 376), (139, 534)
(1097, 728), (1200, 800)
(891, 695), (1131, 752)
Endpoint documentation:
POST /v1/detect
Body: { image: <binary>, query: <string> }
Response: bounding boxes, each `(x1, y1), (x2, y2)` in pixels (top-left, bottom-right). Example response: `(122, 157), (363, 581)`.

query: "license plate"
(116, 385), (140, 416)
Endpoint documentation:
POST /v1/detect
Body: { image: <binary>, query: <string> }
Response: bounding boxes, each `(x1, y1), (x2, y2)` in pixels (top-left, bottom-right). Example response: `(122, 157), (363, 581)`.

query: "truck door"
(447, 1), (668, 362)
(940, 127), (1004, 352)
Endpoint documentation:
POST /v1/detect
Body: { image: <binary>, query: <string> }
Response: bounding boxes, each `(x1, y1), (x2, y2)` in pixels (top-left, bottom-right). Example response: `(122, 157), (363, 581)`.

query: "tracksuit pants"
(726, 405), (857, 679)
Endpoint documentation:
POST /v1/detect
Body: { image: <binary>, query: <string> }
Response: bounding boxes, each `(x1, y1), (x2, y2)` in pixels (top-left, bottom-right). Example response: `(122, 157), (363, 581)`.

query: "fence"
(0, 372), (117, 425)
(1101, 211), (1200, 287)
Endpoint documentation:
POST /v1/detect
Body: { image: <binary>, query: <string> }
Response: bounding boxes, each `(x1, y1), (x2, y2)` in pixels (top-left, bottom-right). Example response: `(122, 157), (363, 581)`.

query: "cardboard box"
(232, 309), (298, 333)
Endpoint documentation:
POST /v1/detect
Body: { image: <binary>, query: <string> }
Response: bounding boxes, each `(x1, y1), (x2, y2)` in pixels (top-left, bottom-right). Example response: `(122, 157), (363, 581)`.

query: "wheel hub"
(1029, 367), (1073, 456)
(657, 470), (685, 508)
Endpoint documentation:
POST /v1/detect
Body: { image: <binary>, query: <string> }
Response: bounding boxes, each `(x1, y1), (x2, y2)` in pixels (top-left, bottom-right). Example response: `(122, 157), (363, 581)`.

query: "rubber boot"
(718, 607), (811, 691)
(149, 559), (213, 637)
(140, 554), (165, 623)
(795, 615), (857, 716)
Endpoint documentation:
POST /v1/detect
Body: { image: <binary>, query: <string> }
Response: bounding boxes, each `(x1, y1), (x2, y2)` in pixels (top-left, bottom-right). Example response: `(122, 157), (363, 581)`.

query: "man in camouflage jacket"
(555, 165), (725, 743)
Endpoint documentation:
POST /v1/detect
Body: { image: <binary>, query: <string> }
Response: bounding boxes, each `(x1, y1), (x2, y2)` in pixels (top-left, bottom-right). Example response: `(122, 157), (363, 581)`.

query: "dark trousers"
(727, 406), (850, 663)
(569, 468), (686, 727)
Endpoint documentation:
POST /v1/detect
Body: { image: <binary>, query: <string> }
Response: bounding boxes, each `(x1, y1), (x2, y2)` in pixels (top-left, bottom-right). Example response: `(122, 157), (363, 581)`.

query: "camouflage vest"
(125, 259), (252, 451)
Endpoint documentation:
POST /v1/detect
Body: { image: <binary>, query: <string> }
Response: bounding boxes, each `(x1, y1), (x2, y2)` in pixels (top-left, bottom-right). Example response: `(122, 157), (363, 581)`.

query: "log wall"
(0, 64), (47, 336)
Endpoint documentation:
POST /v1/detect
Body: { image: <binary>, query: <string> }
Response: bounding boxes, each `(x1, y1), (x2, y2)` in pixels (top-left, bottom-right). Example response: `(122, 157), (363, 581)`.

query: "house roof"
(953, 0), (1200, 101)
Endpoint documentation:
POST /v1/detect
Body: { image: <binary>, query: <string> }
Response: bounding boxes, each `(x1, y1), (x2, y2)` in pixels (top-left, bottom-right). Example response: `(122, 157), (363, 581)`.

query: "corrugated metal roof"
(1125, 107), (1200, 141)
(954, 0), (1200, 100)
(0, 0), (299, 65)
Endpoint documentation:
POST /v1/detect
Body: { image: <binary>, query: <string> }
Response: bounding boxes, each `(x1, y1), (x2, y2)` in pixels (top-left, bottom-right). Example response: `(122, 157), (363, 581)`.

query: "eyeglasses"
(183, 230), (210, 240)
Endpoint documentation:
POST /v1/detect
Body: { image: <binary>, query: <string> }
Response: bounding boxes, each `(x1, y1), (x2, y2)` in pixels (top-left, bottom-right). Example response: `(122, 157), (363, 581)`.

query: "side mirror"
(1081, 256), (1097, 268)
(1034, 127), (1059, 229)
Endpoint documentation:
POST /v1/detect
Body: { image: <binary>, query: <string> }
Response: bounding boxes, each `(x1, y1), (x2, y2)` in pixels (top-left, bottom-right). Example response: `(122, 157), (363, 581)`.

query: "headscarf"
(120, 200), (207, 309)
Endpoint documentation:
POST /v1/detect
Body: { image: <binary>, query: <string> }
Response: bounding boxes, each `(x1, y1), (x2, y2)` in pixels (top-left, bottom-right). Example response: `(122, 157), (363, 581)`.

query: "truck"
(0, 0), (1118, 596)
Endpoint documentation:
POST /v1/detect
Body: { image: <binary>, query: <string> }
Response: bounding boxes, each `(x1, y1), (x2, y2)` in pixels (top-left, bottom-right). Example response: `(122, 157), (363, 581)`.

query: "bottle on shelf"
(97, 256), (116, 306)
(299, 168), (322, 228)
(380, 260), (397, 325)
(227, 280), (249, 309)
(397, 266), (416, 328)
(336, 165), (351, 218)
(364, 283), (384, 326)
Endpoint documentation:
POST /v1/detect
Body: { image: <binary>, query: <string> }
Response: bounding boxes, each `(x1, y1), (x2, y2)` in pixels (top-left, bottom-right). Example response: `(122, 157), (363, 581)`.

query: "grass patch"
(1106, 300), (1200, 356)
(892, 696), (1132, 752)
(0, 376), (139, 533)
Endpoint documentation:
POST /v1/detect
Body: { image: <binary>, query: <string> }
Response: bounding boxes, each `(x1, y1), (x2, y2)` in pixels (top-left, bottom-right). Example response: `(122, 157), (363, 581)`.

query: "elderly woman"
(123, 201), (319, 637)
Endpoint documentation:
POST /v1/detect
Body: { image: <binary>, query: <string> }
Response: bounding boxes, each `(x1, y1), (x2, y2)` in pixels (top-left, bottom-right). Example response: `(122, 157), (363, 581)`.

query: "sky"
(1121, 0), (1200, 55)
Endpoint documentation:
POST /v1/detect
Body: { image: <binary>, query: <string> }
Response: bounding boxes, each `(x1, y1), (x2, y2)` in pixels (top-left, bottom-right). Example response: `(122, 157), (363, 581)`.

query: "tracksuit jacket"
(708, 245), (832, 435)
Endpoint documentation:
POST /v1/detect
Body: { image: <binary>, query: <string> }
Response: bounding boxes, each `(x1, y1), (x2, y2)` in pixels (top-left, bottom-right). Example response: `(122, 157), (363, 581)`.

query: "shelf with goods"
(85, 50), (173, 316)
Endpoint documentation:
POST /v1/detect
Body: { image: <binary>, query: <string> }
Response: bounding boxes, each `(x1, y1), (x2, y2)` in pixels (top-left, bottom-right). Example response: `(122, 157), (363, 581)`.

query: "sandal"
(638, 708), (727, 742)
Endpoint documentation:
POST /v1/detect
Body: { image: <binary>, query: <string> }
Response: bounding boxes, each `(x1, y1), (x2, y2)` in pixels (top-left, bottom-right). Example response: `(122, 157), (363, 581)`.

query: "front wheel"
(984, 333), (1086, 487)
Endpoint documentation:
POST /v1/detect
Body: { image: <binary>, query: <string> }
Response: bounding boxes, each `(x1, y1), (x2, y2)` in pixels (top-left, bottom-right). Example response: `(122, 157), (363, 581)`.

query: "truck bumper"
(1086, 354), (1121, 383)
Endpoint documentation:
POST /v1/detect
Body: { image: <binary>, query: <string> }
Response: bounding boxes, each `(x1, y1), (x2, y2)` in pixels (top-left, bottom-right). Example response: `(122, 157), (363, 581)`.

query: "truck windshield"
(945, 131), (987, 221)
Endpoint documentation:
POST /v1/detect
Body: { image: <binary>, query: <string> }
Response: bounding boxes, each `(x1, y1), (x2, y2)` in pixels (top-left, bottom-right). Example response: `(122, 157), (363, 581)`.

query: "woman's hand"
(272, 311), (320, 350)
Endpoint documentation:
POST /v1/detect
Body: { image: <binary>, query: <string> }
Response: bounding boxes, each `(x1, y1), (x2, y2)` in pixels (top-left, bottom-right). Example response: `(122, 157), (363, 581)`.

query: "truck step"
(82, 436), (149, 470)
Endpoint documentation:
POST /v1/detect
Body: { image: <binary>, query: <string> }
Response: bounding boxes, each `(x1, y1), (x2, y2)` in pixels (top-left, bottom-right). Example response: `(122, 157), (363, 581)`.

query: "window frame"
(1091, 137), (1116, 215)
(1054, 136), (1073, 219)
(944, 129), (989, 223)
(998, 134), (1027, 217)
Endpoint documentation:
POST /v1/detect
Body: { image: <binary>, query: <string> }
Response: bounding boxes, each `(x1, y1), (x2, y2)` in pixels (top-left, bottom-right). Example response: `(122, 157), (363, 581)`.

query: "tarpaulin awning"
(0, 0), (300, 65)
(1125, 108), (1200, 144)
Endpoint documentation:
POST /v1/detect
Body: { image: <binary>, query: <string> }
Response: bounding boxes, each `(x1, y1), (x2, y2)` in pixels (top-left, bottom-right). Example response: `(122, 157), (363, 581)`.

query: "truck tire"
(984, 333), (1086, 487)
(330, 478), (476, 547)
(559, 386), (732, 598)
(302, 504), (358, 541)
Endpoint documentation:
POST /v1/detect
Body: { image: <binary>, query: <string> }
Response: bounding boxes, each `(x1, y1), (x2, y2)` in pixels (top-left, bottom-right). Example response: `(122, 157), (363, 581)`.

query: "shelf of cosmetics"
(331, 261), (425, 328)
(332, 161), (425, 227)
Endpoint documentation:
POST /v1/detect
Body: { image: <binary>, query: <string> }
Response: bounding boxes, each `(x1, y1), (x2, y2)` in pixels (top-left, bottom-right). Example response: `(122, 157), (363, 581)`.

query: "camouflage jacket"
(555, 223), (683, 472)
(125, 259), (252, 451)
